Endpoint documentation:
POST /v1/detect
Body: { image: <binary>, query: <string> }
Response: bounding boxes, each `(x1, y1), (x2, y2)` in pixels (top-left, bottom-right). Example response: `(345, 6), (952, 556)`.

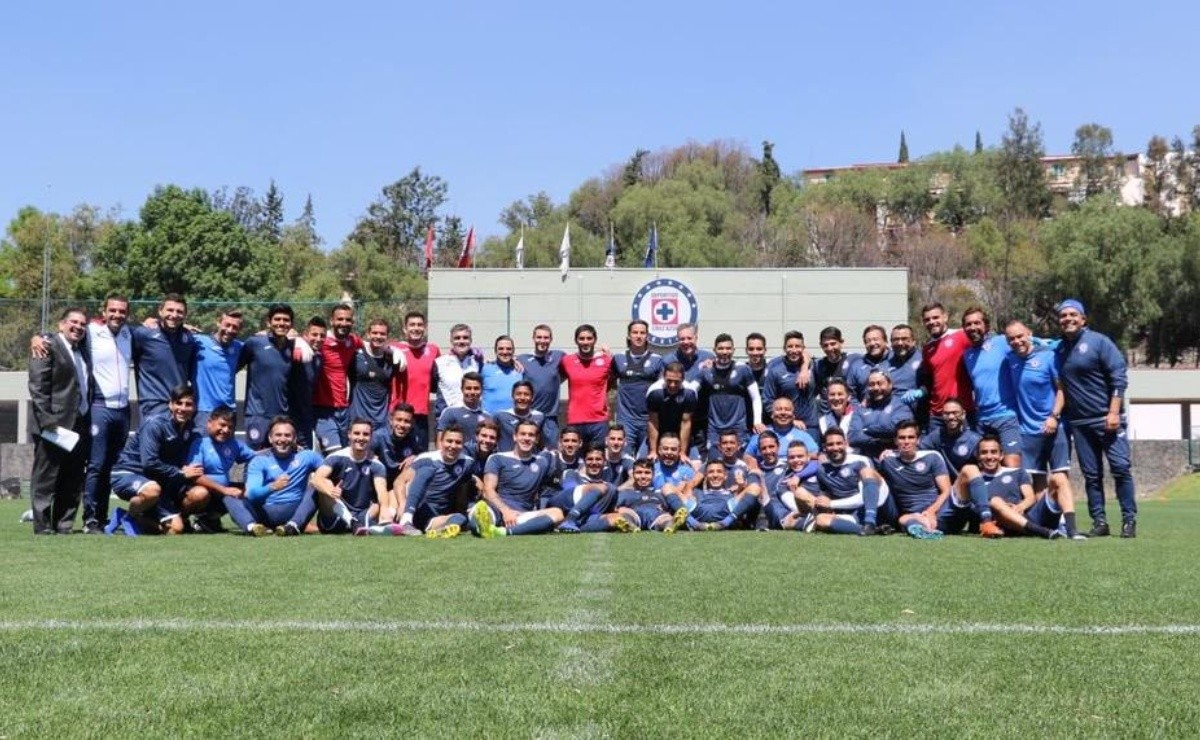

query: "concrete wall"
(427, 268), (909, 354)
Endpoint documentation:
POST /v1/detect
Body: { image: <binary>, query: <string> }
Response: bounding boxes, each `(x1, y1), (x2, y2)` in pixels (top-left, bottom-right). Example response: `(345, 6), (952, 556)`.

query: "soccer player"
(311, 419), (389, 534)
(682, 459), (760, 531)
(848, 369), (915, 459)
(185, 404), (256, 533)
(949, 435), (1065, 540)
(761, 331), (817, 429)
(481, 335), (523, 415)
(847, 325), (891, 403)
(664, 323), (715, 382)
(84, 294), (133, 533)
(813, 326), (860, 416)
(745, 398), (818, 465)
(494, 380), (546, 452)
(390, 311), (440, 452)
(226, 416), (323, 536)
(960, 307), (1022, 468)
(651, 432), (697, 493)
(750, 430), (789, 505)
(646, 362), (699, 459)
(348, 319), (403, 432)
(131, 293), (197, 420)
(611, 320), (664, 456)
(241, 304), (315, 450)
(612, 459), (684, 533)
(1004, 320), (1084, 539)
(876, 421), (951, 539)
(312, 303), (363, 453)
(395, 424), (474, 537)
(471, 419), (564, 537)
(601, 423), (635, 486)
(437, 372), (491, 444)
(886, 324), (923, 397)
(553, 446), (620, 533)
(110, 385), (204, 535)
(919, 397), (982, 481)
(906, 302), (973, 430)
(559, 324), (612, 450)
(696, 333), (763, 455)
(768, 442), (822, 530)
(809, 427), (885, 535)
(817, 379), (856, 438)
(744, 332), (771, 425)
(192, 309), (244, 433)
(371, 403), (421, 489)
(290, 317), (327, 449)
(709, 430), (764, 501)
(517, 324), (566, 448)
(1054, 298), (1136, 537)
(542, 425), (583, 507)
(431, 323), (483, 417)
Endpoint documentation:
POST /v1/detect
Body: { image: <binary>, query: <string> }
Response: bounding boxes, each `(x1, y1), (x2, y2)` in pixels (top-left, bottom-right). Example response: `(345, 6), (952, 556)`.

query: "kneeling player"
(950, 435), (1065, 540)
(611, 458), (685, 533)
(471, 420), (564, 537)
(807, 427), (885, 536)
(395, 424), (474, 537)
(225, 416), (323, 536)
(876, 421), (951, 539)
(186, 405), (257, 532)
(312, 419), (389, 534)
(684, 459), (760, 531)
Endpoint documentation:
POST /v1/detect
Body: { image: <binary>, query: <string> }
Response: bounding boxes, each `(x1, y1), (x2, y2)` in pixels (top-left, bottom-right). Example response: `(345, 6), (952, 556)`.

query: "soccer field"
(2, 483), (1199, 739)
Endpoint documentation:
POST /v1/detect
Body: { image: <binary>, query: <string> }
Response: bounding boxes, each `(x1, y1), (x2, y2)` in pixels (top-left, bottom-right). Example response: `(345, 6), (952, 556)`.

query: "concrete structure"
(426, 268), (908, 356)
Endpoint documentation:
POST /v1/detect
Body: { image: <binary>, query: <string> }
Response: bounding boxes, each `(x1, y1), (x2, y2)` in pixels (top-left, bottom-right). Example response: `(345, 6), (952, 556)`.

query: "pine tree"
(262, 179), (284, 244)
(974, 130), (984, 154)
(898, 131), (909, 163)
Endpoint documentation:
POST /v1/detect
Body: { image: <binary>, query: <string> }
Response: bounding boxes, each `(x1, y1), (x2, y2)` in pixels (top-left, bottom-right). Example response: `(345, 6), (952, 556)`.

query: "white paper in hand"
(41, 426), (80, 452)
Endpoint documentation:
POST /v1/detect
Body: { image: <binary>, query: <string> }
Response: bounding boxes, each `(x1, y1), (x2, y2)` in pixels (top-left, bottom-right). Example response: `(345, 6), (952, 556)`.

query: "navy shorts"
(314, 406), (349, 451)
(317, 505), (371, 533)
(1025, 495), (1062, 530)
(978, 416), (1022, 456)
(633, 504), (666, 529)
(1021, 428), (1070, 475)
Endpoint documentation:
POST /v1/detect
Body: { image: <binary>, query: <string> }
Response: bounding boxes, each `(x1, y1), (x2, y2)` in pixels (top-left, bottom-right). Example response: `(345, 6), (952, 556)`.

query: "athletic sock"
(571, 489), (604, 522)
(1063, 512), (1077, 536)
(719, 515), (736, 529)
(664, 493), (685, 512)
(1023, 521), (1053, 539)
(967, 478), (993, 522)
(828, 517), (860, 535)
(509, 515), (555, 536)
(580, 517), (611, 533)
(861, 479), (881, 525)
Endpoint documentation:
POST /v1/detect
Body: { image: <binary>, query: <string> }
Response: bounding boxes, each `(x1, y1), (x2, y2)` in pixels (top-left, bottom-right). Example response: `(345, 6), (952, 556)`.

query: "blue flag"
(643, 221), (662, 268)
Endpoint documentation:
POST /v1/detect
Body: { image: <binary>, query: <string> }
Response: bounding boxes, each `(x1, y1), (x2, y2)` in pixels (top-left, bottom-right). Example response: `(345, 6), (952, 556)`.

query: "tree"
(996, 107), (1052, 219)
(898, 131), (909, 164)
(262, 179), (284, 244)
(623, 149), (649, 188)
(1143, 135), (1173, 216)
(1070, 123), (1119, 200)
(436, 216), (466, 269)
(297, 193), (320, 248)
(974, 130), (984, 155)
(348, 167), (448, 266)
(211, 185), (263, 232)
(0, 207), (79, 300)
(758, 141), (782, 216)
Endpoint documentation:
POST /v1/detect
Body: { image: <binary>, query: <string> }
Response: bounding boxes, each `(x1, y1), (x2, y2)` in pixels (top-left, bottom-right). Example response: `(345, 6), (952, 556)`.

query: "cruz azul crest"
(631, 278), (699, 348)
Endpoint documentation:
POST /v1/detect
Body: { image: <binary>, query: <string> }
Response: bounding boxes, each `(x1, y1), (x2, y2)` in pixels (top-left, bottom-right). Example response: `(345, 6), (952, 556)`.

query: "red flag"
(423, 225), (435, 272)
(457, 226), (475, 268)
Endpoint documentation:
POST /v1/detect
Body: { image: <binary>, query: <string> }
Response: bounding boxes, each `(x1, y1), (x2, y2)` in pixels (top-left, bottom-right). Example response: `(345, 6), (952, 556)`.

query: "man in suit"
(28, 307), (92, 534)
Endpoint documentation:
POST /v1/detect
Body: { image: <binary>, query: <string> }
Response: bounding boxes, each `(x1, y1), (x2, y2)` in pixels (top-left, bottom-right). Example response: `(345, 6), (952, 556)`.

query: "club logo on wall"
(631, 278), (699, 347)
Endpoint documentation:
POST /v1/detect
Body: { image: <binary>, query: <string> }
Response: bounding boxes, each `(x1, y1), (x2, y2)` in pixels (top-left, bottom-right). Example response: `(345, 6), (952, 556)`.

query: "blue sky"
(4, 0), (1197, 248)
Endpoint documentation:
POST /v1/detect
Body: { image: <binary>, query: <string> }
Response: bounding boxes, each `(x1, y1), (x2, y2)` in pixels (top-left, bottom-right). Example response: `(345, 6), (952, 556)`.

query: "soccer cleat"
(249, 523), (270, 537)
(663, 507), (688, 535)
(1048, 529), (1065, 540)
(354, 526), (370, 537)
(399, 523), (423, 537)
(82, 520), (103, 535)
(859, 523), (878, 537)
(704, 521), (726, 531)
(274, 521), (301, 537)
(801, 513), (817, 533)
(1120, 520), (1137, 539)
(754, 514), (769, 532)
(906, 522), (945, 540)
(472, 500), (501, 539)
(428, 523), (462, 539)
(191, 515), (224, 534)
(557, 520), (581, 534)
(612, 516), (638, 533)
(1070, 532), (1088, 541)
(1087, 521), (1111, 538)
(877, 524), (896, 536)
(19, 509), (34, 523)
(979, 521), (1005, 539)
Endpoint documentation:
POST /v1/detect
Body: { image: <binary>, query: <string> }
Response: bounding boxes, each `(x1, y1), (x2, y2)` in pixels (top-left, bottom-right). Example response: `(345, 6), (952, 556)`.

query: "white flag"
(559, 223), (571, 278)
(515, 232), (525, 270)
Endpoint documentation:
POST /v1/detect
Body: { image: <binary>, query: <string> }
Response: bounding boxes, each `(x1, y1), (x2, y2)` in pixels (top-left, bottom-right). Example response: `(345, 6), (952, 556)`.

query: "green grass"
(2, 481), (1199, 738)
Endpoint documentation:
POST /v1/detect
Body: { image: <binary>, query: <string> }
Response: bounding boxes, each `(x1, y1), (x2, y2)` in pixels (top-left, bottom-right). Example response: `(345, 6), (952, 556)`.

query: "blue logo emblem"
(631, 279), (700, 348)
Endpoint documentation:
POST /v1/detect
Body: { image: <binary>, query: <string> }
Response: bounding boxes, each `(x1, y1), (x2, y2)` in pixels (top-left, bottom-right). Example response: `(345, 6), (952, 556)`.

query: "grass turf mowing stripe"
(2, 618), (1199, 635)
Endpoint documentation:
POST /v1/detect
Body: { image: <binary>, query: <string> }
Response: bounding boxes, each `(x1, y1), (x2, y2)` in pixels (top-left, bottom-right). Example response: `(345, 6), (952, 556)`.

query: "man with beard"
(559, 324), (613, 450)
(809, 427), (885, 536)
(762, 331), (816, 429)
(849, 369), (914, 460)
(919, 398), (982, 482)
(646, 362), (699, 461)
(847, 325), (891, 403)
(905, 302), (973, 431)
(610, 320), (664, 456)
(696, 333), (763, 455)
(961, 307), (1022, 468)
(876, 421), (951, 539)
(390, 311), (440, 451)
(886, 324), (923, 397)
(813, 326), (860, 417)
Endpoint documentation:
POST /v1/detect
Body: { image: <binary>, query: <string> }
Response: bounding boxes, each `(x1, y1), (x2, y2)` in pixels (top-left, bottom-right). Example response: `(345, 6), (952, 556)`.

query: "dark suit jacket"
(28, 334), (90, 433)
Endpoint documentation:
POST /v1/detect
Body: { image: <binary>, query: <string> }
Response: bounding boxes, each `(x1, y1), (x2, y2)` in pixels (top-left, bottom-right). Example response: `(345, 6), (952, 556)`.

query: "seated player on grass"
(542, 425), (584, 508)
(611, 458), (687, 533)
(601, 423), (635, 487)
(681, 459), (761, 531)
(876, 420), (951, 540)
(651, 433), (696, 492)
(807, 426), (885, 536)
(109, 384), (204, 535)
(370, 403), (420, 493)
(552, 445), (619, 533)
(767, 441), (821, 531)
(311, 419), (389, 534)
(943, 435), (1067, 540)
(391, 424), (474, 538)
(471, 419), (564, 538)
(710, 430), (764, 502)
(225, 416), (323, 536)
(494, 380), (545, 453)
(185, 404), (257, 533)
(919, 397), (981, 483)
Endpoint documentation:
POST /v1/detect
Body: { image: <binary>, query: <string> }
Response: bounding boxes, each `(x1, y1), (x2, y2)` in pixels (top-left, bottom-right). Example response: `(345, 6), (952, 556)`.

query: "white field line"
(0, 619), (1197, 636)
